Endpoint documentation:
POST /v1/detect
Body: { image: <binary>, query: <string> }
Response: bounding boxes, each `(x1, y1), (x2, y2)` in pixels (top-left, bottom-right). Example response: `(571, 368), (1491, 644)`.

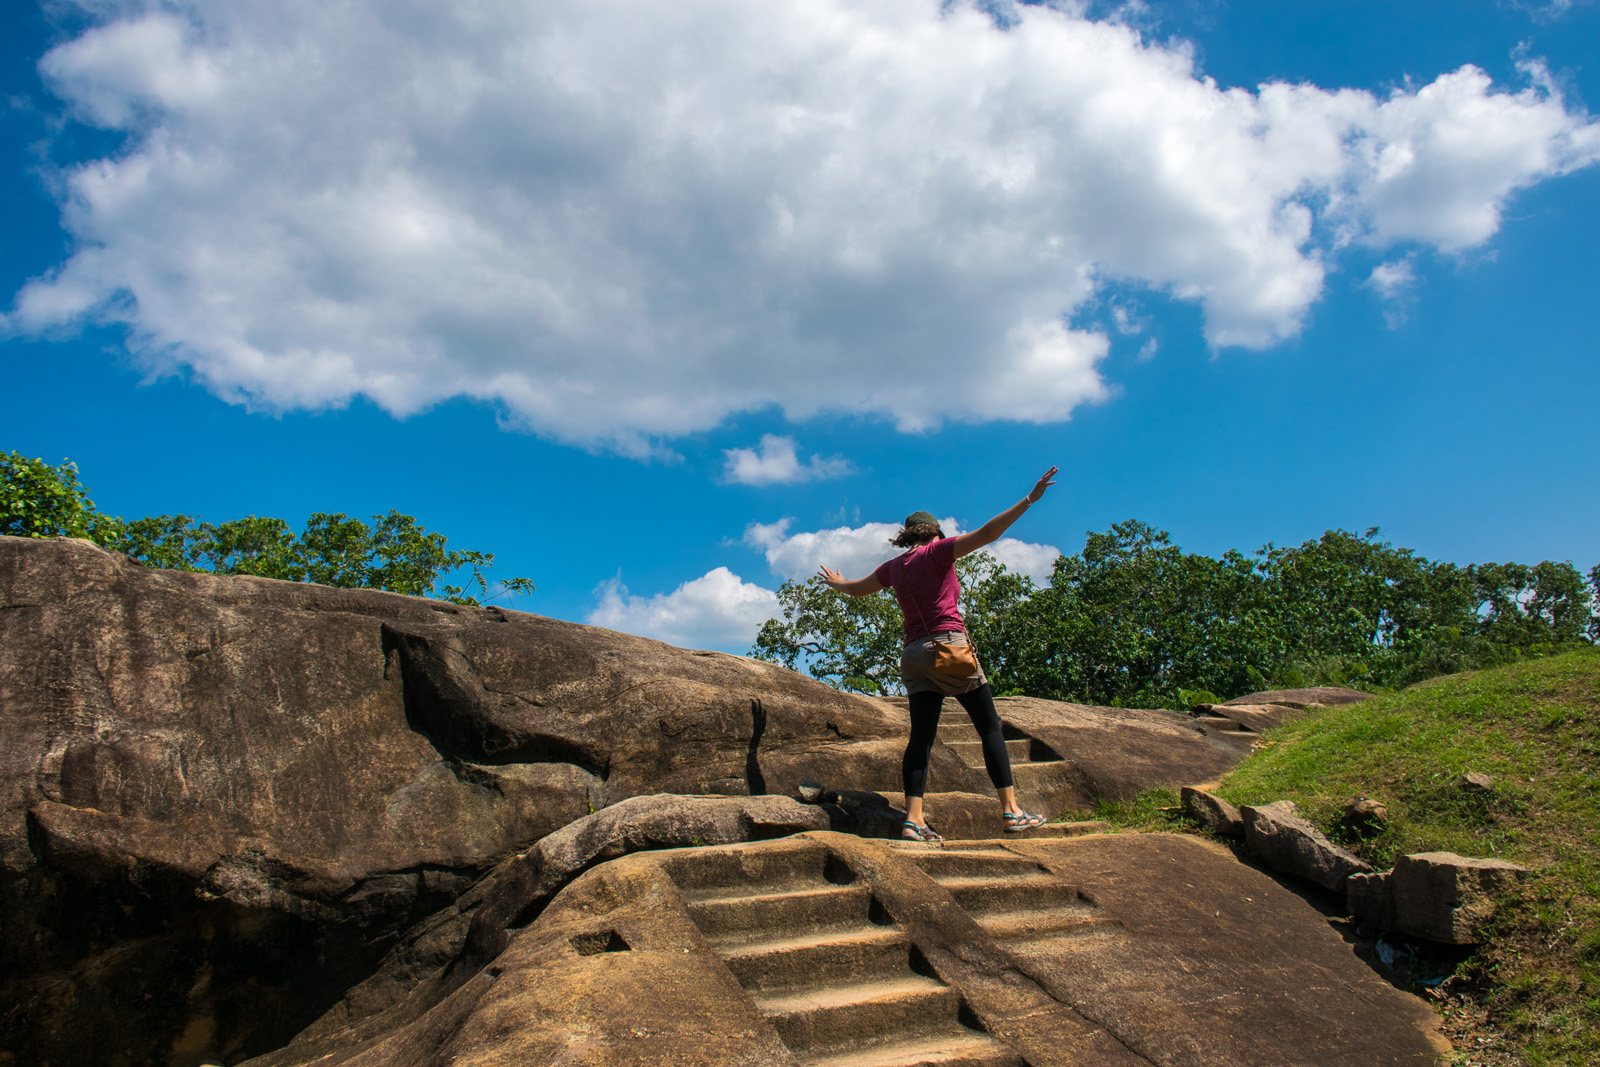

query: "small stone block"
(1181, 787), (1245, 838)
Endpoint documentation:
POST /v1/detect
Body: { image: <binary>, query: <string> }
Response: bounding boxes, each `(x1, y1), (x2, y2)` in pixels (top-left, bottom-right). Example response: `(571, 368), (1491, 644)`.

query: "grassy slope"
(1084, 649), (1600, 1066)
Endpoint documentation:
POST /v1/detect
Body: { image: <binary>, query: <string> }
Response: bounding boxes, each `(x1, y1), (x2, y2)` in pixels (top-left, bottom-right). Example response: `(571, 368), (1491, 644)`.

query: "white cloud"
(984, 537), (1064, 585)
(1367, 256), (1418, 300)
(722, 434), (854, 486)
(746, 517), (1060, 587)
(586, 567), (779, 650)
(1367, 254), (1419, 328)
(10, 1), (1599, 450)
(746, 518), (907, 583)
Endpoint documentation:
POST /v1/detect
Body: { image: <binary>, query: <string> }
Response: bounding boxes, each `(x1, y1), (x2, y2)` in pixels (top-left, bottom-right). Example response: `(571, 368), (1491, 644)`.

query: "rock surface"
(1181, 786), (1245, 837)
(1, 536), (1256, 1067)
(1242, 800), (1372, 891)
(984, 695), (1251, 814)
(1349, 851), (1528, 944)
(1193, 701), (1304, 733)
(1224, 687), (1375, 708)
(243, 832), (1449, 1067)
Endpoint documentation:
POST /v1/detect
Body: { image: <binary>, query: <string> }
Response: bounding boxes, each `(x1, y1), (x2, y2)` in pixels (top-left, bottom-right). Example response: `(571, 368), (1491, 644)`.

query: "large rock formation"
(243, 832), (1449, 1067)
(1, 536), (1253, 1067)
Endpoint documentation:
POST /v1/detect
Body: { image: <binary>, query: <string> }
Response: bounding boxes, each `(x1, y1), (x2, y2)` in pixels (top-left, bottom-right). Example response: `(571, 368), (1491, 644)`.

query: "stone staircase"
(668, 840), (1023, 1067)
(899, 842), (1118, 945)
(935, 707), (1068, 817)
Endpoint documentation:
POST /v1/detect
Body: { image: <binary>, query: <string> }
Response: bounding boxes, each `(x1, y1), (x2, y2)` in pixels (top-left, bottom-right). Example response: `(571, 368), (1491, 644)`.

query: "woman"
(818, 466), (1058, 842)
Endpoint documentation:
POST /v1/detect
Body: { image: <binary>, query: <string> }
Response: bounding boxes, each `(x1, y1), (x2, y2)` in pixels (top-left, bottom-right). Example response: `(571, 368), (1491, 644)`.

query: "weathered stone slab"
(1350, 851), (1528, 944)
(1195, 702), (1304, 732)
(1242, 800), (1372, 891)
(1181, 786), (1245, 837)
(1224, 687), (1375, 708)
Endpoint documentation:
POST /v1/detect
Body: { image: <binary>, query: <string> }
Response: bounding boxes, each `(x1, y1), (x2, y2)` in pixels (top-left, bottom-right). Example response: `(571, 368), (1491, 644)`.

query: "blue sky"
(3, 0), (1597, 652)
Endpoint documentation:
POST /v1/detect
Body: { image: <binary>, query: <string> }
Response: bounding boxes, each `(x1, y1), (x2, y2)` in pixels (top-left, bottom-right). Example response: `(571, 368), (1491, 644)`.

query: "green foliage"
(4, 451), (532, 606)
(1, 451), (123, 542)
(753, 519), (1597, 705)
(115, 511), (530, 605)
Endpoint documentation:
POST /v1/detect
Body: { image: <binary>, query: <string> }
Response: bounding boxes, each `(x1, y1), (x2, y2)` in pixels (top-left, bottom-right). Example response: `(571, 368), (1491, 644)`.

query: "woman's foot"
(901, 820), (944, 842)
(1002, 811), (1045, 832)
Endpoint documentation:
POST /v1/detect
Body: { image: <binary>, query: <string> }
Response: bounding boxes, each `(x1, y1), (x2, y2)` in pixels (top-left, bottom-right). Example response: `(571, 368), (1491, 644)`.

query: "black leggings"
(902, 682), (1014, 798)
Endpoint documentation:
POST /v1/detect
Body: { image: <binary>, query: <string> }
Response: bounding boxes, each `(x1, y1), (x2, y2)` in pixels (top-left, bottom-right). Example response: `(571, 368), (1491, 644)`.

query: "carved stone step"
(688, 883), (879, 942)
(906, 849), (1048, 878)
(976, 911), (1123, 943)
(928, 875), (1086, 916)
(941, 739), (1032, 768)
(756, 977), (960, 1055)
(799, 1031), (1023, 1067)
(666, 840), (853, 897)
(720, 926), (914, 993)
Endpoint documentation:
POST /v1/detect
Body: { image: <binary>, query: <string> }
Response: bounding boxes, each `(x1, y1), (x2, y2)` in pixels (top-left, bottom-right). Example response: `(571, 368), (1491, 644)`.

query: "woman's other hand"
(1027, 466), (1059, 504)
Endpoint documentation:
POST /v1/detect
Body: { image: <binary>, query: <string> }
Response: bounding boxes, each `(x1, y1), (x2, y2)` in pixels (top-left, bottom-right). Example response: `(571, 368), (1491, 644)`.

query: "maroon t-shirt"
(875, 537), (965, 643)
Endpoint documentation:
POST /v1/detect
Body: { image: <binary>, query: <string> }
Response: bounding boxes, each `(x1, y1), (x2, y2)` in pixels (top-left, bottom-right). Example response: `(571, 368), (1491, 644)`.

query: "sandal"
(901, 820), (944, 843)
(1002, 811), (1045, 832)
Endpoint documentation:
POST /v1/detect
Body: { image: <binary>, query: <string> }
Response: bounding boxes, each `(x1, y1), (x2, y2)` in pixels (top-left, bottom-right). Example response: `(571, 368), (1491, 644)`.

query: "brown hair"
(889, 522), (943, 548)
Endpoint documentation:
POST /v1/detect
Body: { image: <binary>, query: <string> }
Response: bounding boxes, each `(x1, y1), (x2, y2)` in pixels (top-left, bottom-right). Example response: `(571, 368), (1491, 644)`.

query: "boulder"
(1181, 786), (1245, 837)
(1349, 851), (1528, 944)
(1340, 796), (1389, 838)
(1224, 687), (1374, 708)
(1242, 800), (1372, 891)
(243, 832), (1449, 1067)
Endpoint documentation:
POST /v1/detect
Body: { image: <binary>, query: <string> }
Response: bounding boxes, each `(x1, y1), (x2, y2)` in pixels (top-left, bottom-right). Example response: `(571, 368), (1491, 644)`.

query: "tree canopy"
(753, 520), (1597, 707)
(2, 450), (531, 605)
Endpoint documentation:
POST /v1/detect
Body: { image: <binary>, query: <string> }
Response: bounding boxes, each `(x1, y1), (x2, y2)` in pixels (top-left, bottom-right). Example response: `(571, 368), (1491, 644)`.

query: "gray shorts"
(900, 631), (987, 697)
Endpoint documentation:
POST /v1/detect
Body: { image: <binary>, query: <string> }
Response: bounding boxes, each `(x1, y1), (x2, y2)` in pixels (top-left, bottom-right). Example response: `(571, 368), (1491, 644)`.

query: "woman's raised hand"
(1027, 466), (1059, 504)
(817, 566), (845, 589)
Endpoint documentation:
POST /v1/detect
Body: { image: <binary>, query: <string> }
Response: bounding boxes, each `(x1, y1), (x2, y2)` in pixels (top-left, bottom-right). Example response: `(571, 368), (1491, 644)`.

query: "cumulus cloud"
(587, 567), (779, 650)
(10, 0), (1600, 450)
(722, 434), (854, 486)
(746, 518), (1060, 586)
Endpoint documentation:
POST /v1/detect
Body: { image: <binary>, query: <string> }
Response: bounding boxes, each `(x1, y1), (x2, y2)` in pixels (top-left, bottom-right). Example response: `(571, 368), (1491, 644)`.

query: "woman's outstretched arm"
(817, 566), (885, 597)
(951, 466), (1058, 559)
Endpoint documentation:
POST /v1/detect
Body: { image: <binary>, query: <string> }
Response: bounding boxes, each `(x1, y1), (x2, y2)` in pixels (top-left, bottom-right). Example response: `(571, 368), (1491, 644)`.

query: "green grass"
(1079, 649), (1600, 1066)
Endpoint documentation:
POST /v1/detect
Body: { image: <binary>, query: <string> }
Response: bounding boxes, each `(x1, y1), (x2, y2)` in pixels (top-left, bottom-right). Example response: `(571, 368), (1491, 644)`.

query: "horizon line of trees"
(752, 519), (1598, 708)
(1, 450), (532, 605)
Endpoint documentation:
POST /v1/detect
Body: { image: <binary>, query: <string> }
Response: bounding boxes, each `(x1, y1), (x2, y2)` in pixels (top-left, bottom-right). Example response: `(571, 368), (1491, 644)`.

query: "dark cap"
(903, 511), (939, 528)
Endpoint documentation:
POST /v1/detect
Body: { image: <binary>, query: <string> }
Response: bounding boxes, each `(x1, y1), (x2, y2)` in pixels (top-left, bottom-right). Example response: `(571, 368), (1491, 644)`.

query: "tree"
(4, 451), (532, 606)
(751, 519), (1599, 707)
(1, 451), (123, 543)
(115, 511), (531, 605)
